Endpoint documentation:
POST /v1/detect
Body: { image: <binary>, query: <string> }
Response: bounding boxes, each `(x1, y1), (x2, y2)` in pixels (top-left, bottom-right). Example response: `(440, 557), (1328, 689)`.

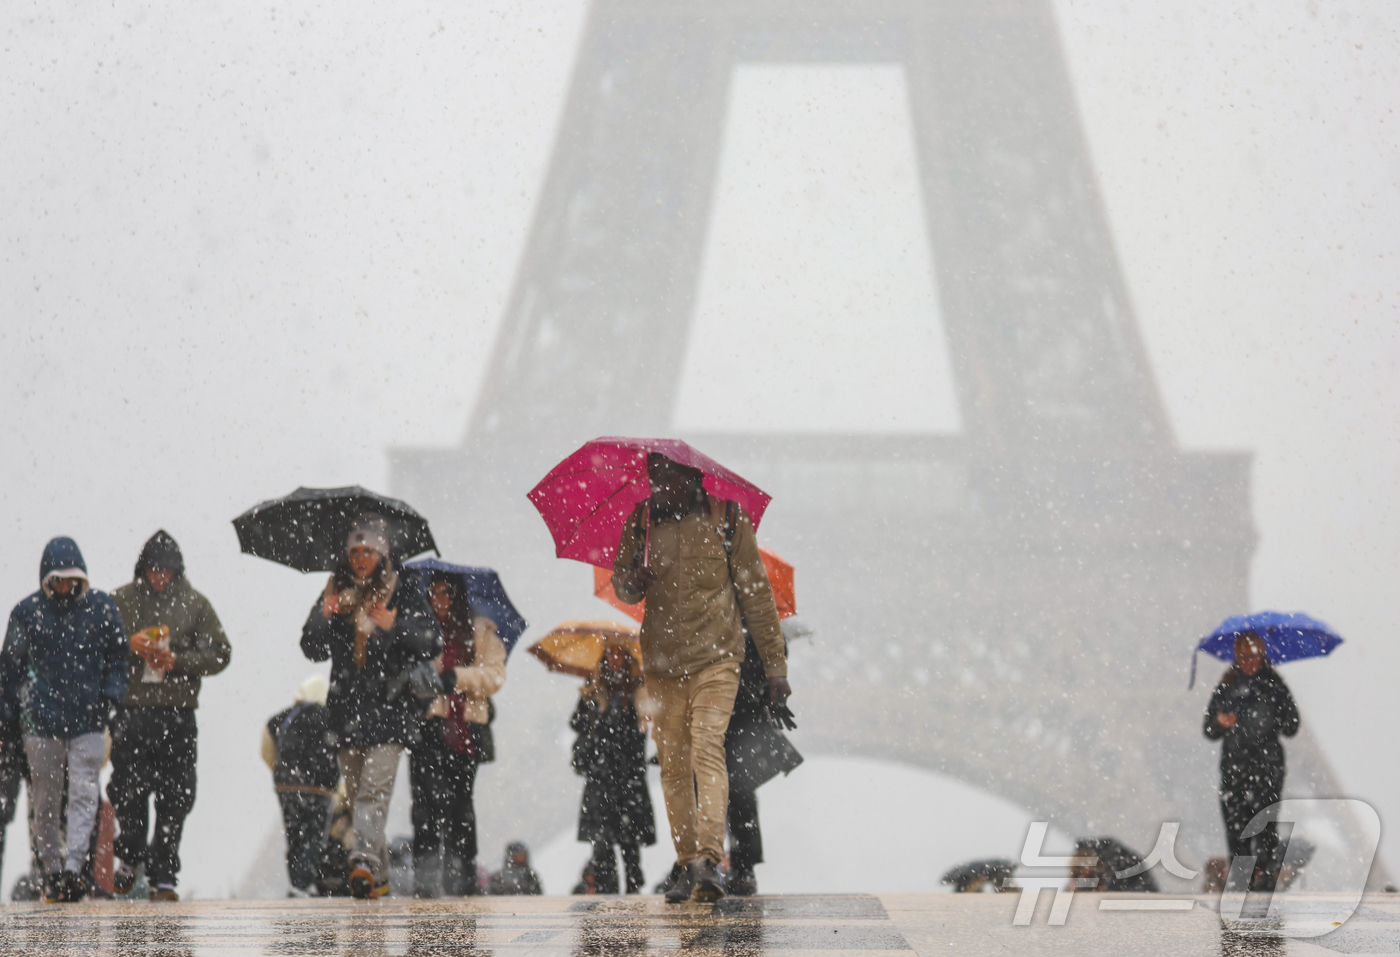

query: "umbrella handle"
(642, 501), (651, 570)
(1188, 647), (1198, 690)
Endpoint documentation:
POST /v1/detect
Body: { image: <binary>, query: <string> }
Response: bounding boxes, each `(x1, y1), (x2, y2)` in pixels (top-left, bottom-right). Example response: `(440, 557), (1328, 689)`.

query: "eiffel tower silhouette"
(394, 0), (1376, 885)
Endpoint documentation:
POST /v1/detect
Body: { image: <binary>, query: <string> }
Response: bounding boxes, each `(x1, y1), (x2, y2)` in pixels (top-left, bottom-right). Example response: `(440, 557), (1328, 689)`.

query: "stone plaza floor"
(2, 892), (1400, 956)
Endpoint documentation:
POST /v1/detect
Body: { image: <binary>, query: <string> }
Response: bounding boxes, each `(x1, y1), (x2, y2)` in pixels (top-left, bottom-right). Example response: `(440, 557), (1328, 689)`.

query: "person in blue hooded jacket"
(0, 537), (129, 903)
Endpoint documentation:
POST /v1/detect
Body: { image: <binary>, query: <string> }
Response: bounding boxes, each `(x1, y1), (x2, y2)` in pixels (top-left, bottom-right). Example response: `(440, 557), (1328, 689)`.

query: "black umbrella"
(233, 486), (438, 573)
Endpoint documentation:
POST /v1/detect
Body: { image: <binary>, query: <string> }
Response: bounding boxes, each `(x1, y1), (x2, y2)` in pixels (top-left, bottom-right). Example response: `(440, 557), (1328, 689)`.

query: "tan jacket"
(426, 617), (507, 724)
(612, 496), (786, 680)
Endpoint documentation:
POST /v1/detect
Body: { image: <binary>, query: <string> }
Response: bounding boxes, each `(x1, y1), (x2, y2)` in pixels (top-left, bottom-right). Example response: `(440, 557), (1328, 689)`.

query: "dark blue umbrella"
(404, 559), (528, 656)
(1189, 611), (1343, 688)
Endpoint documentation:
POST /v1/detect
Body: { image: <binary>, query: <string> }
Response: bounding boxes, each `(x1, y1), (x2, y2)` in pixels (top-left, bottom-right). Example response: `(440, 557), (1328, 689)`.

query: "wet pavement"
(1, 892), (1398, 956)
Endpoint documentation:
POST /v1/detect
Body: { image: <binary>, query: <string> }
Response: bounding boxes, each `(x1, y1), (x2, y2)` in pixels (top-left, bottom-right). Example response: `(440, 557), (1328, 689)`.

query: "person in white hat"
(262, 674), (336, 896)
(300, 515), (440, 899)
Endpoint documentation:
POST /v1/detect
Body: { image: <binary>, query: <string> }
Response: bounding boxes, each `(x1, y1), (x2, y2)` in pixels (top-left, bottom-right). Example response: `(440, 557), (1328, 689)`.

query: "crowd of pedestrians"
(0, 443), (1306, 904)
(0, 450), (796, 903)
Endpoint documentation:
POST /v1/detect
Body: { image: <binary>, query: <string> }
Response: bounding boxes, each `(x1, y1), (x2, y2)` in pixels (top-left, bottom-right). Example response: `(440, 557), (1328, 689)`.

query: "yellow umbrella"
(527, 620), (641, 679)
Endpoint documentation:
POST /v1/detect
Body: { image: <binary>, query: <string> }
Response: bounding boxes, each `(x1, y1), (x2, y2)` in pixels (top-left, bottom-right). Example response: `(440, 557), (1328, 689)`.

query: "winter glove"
(770, 701), (798, 731)
(387, 661), (441, 703)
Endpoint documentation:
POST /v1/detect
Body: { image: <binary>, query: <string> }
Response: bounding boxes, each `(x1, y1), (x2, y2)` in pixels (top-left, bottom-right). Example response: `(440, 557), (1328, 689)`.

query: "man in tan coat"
(612, 453), (790, 902)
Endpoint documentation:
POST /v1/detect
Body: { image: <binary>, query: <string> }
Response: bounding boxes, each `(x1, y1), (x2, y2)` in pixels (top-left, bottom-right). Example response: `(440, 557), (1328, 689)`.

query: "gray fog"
(1, 0), (1396, 896)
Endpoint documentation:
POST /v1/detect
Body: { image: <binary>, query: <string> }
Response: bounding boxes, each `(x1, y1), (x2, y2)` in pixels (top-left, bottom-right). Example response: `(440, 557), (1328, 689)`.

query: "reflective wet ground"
(1, 893), (1398, 956)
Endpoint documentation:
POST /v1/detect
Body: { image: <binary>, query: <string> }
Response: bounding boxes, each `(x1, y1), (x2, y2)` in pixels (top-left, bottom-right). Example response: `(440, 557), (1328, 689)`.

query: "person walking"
(611, 453), (790, 903)
(108, 530), (231, 901)
(262, 675), (338, 897)
(0, 537), (129, 903)
(569, 638), (655, 894)
(409, 570), (505, 897)
(301, 516), (440, 899)
(1203, 632), (1300, 891)
(722, 622), (801, 897)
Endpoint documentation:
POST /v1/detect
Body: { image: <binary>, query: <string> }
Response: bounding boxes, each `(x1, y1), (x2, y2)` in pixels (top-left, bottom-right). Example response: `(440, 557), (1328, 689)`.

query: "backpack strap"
(722, 499), (738, 559)
(278, 702), (308, 741)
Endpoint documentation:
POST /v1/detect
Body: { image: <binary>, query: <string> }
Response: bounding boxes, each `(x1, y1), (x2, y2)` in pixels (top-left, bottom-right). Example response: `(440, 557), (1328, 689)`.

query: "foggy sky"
(2, 0), (1396, 895)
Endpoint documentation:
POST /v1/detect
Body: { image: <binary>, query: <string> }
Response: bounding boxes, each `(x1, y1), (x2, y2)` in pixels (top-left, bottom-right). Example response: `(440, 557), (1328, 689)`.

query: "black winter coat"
(268, 703), (339, 790)
(570, 695), (655, 846)
(300, 570), (440, 748)
(1203, 667), (1300, 781)
(724, 631), (802, 794)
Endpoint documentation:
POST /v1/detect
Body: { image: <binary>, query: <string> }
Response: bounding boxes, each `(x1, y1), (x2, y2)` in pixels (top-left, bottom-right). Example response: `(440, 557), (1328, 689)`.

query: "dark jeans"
(728, 787), (762, 874)
(278, 791), (331, 892)
(409, 728), (479, 896)
(1221, 760), (1284, 891)
(0, 735), (25, 888)
(590, 840), (643, 894)
(109, 707), (198, 887)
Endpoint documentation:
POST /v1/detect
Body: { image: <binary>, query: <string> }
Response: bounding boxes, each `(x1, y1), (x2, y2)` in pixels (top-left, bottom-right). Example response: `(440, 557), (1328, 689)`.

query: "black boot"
(60, 870), (88, 903)
(691, 859), (725, 903)
(655, 861), (683, 895)
(727, 867), (757, 896)
(664, 863), (697, 903)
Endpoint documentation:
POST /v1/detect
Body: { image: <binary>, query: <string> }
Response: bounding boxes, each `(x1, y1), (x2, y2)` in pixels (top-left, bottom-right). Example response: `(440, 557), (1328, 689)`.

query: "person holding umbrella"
(408, 569), (507, 897)
(300, 516), (440, 899)
(1203, 631), (1301, 891)
(611, 453), (789, 903)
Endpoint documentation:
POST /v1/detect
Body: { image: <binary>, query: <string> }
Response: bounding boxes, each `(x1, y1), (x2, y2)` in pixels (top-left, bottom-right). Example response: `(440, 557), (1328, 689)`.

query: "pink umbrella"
(527, 437), (772, 569)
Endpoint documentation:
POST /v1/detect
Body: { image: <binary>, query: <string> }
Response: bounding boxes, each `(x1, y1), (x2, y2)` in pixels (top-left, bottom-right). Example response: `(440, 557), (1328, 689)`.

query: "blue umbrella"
(404, 559), (528, 656)
(1189, 611), (1343, 688)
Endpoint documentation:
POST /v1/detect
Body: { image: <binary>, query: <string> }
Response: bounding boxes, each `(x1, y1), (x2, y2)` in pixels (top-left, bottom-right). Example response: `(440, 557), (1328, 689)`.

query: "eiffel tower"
(393, 0), (1376, 886)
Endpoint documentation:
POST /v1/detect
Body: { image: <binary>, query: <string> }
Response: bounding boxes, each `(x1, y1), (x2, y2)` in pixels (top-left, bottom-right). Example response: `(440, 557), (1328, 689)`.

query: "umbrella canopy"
(233, 486), (437, 573)
(527, 437), (772, 569)
(527, 620), (641, 680)
(591, 548), (796, 623)
(1189, 611), (1343, 687)
(403, 559), (528, 655)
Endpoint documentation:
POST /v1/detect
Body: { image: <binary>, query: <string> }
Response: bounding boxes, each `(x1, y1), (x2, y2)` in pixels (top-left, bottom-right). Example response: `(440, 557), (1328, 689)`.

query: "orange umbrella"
(592, 548), (796, 624)
(527, 620), (642, 679)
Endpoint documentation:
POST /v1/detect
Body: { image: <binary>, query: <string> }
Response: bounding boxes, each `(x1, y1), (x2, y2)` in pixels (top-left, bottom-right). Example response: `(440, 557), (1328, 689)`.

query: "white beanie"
(346, 515), (390, 560)
(295, 674), (329, 706)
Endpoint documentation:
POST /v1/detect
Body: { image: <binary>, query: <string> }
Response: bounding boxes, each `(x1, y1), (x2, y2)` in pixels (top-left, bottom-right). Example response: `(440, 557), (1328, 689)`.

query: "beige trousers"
(649, 661), (740, 865)
(340, 744), (403, 882)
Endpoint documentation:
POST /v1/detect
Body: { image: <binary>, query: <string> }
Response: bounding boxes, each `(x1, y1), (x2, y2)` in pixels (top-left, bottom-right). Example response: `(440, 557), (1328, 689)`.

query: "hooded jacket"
(301, 565), (441, 748)
(0, 538), (130, 737)
(112, 532), (231, 709)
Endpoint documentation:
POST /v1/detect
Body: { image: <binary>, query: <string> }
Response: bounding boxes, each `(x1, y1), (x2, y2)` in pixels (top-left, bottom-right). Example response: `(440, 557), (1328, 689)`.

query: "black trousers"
(589, 840), (643, 894)
(0, 735), (26, 889)
(1221, 759), (1284, 891)
(109, 707), (198, 887)
(409, 730), (479, 896)
(279, 791), (332, 892)
(728, 787), (763, 874)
